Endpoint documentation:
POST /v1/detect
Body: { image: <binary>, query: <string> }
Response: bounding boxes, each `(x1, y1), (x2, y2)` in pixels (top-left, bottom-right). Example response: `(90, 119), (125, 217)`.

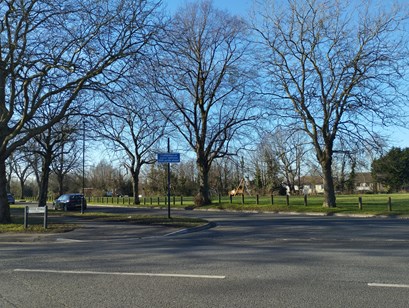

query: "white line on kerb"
(368, 283), (409, 288)
(14, 269), (225, 279)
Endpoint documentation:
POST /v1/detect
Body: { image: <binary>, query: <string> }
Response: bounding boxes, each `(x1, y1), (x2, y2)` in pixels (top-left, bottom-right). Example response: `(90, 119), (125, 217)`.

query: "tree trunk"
(132, 176), (140, 205)
(56, 171), (64, 197)
(38, 154), (52, 207)
(0, 154), (11, 223)
(19, 179), (25, 199)
(131, 166), (141, 205)
(321, 158), (336, 208)
(196, 161), (211, 206)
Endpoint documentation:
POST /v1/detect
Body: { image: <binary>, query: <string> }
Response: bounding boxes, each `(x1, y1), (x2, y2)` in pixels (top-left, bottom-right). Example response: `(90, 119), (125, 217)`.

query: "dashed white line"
(368, 283), (409, 288)
(14, 269), (225, 279)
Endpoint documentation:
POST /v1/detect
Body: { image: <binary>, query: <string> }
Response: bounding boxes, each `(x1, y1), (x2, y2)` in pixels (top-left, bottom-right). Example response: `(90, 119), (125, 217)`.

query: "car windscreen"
(58, 195), (70, 201)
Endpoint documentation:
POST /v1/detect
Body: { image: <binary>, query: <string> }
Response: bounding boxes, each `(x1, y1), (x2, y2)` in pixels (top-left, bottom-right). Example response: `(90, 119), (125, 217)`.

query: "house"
(354, 172), (388, 193)
(354, 172), (374, 193)
(295, 172), (386, 195)
(298, 176), (324, 195)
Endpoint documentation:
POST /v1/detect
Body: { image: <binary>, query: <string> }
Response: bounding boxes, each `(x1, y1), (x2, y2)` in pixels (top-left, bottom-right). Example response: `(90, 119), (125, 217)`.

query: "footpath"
(0, 212), (186, 243)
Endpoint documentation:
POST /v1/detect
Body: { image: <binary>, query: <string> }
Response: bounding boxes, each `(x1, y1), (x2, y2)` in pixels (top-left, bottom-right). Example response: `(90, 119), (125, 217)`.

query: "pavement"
(0, 211), (197, 243)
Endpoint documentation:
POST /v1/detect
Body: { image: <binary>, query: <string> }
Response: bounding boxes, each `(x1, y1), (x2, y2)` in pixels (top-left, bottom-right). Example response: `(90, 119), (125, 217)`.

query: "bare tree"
(152, 0), (258, 206)
(268, 128), (310, 194)
(32, 119), (80, 207)
(254, 0), (408, 207)
(8, 151), (33, 199)
(87, 160), (124, 196)
(96, 92), (165, 205)
(51, 121), (82, 197)
(0, 0), (161, 222)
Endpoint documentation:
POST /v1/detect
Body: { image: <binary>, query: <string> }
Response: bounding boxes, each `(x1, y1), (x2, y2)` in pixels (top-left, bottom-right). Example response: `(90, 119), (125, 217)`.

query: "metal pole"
(81, 120), (85, 214)
(24, 206), (28, 229)
(44, 205), (48, 229)
(167, 138), (171, 219)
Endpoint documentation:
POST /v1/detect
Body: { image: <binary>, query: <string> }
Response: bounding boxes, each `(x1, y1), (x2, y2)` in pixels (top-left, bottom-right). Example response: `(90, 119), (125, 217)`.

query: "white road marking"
(14, 269), (225, 279)
(368, 283), (409, 288)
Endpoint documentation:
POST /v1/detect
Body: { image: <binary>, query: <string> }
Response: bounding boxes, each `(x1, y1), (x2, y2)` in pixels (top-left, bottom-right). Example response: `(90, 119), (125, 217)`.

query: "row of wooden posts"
(59, 194), (395, 211)
(139, 194), (395, 211)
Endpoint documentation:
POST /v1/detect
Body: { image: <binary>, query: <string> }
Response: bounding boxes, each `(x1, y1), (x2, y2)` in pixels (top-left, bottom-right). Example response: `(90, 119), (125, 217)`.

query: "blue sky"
(161, 0), (409, 149)
(162, 0), (252, 16)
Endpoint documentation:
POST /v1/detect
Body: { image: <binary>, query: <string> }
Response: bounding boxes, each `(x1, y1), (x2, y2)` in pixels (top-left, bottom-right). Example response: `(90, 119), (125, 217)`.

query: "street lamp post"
(81, 120), (86, 214)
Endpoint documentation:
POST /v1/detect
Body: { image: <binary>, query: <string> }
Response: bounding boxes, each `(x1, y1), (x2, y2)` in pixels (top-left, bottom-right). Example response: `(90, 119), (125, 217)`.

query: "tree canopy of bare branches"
(0, 0), (161, 223)
(254, 0), (408, 207)
(152, 0), (259, 205)
(96, 90), (165, 204)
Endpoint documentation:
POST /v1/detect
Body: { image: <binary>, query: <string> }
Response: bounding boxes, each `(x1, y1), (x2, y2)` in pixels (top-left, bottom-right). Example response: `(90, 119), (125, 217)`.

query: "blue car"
(53, 193), (87, 211)
(7, 193), (15, 204)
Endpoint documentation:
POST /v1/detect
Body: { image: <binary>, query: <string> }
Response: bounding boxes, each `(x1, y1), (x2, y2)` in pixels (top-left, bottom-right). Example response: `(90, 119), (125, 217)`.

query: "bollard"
(24, 206), (29, 229)
(256, 194), (259, 205)
(286, 194), (290, 206)
(388, 197), (392, 211)
(271, 194), (274, 205)
(358, 197), (362, 210)
(241, 194), (244, 205)
(44, 206), (48, 229)
(304, 194), (308, 206)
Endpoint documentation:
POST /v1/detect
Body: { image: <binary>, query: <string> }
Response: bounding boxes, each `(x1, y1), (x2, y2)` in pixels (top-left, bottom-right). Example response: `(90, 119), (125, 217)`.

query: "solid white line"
(368, 283), (409, 288)
(14, 269), (225, 279)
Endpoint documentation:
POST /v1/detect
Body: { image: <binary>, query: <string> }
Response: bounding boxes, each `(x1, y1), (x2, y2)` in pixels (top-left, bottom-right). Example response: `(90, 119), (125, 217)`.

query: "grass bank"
(1, 208), (207, 233)
(130, 193), (409, 217)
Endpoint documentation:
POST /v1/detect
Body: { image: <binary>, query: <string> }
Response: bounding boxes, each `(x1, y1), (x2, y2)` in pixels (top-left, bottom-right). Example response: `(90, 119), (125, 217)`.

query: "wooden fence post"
(256, 194), (259, 205)
(271, 194), (274, 205)
(24, 206), (28, 229)
(358, 197), (362, 210)
(286, 194), (290, 206)
(388, 197), (392, 211)
(304, 194), (308, 206)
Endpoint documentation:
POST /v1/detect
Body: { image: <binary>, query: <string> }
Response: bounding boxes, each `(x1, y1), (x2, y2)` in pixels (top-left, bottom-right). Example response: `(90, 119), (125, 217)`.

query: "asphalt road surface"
(1, 207), (409, 307)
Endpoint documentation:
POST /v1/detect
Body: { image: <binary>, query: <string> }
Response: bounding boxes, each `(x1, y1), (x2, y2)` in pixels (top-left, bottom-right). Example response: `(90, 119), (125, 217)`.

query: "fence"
(33, 193), (405, 212)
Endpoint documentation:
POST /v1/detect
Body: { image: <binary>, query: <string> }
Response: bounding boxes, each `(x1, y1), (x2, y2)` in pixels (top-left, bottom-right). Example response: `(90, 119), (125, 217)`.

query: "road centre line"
(368, 283), (409, 288)
(14, 269), (225, 279)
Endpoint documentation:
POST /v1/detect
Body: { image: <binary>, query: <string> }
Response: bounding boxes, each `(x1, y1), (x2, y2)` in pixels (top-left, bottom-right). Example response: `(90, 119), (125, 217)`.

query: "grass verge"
(1, 209), (207, 234)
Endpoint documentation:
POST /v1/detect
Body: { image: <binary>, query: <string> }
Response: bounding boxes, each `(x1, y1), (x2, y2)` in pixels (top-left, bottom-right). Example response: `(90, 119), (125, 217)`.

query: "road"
(1, 208), (409, 307)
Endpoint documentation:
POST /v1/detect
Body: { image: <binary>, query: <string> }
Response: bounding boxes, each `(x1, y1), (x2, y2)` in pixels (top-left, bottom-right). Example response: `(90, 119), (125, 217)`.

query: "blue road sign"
(157, 153), (180, 163)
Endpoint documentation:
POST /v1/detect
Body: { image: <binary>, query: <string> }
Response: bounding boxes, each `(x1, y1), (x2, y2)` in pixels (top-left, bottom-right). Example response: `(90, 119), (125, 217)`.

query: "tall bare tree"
(8, 151), (33, 199)
(254, 0), (408, 207)
(96, 92), (165, 205)
(0, 0), (161, 223)
(51, 129), (82, 197)
(152, 0), (258, 206)
(268, 128), (309, 194)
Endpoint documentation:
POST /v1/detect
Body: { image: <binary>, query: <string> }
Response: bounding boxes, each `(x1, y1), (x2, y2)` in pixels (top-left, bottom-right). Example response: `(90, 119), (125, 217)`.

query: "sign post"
(157, 139), (180, 218)
(24, 206), (48, 229)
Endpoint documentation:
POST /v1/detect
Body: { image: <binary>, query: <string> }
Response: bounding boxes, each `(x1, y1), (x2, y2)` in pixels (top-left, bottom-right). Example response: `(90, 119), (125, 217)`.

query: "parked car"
(7, 193), (15, 204)
(53, 193), (87, 211)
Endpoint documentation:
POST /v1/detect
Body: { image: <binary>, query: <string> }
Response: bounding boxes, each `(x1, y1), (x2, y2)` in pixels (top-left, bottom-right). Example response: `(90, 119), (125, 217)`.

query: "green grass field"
(3, 193), (408, 233)
(84, 193), (409, 216)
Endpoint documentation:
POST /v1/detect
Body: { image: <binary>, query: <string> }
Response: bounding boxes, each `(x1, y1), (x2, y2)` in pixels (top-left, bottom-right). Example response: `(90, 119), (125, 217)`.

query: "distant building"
(295, 173), (387, 195)
(354, 172), (374, 193)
